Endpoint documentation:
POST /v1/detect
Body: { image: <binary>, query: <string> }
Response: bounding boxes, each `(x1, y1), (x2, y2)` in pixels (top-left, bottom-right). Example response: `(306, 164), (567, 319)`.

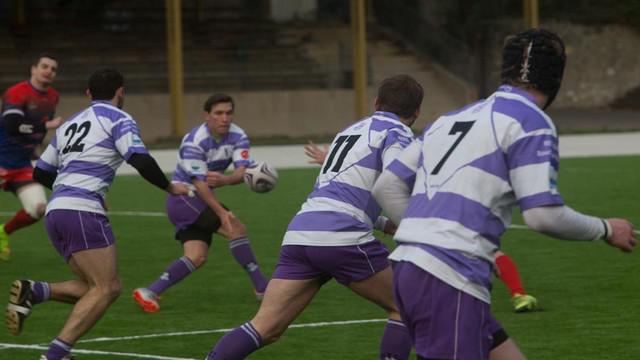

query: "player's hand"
(218, 210), (241, 235)
(206, 171), (227, 188)
(383, 220), (398, 235)
(304, 141), (329, 165)
(167, 182), (191, 196)
(45, 116), (64, 130)
(604, 218), (637, 253)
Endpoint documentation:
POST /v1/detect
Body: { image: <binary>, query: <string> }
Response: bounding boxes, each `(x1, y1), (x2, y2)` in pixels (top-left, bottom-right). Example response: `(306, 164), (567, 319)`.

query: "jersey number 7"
(431, 121), (475, 175)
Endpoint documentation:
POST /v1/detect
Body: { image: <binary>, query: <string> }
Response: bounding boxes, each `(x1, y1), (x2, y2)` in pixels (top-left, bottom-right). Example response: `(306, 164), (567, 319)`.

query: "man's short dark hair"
(501, 28), (566, 109)
(203, 93), (234, 113)
(88, 68), (124, 100)
(32, 53), (57, 67)
(376, 75), (423, 119)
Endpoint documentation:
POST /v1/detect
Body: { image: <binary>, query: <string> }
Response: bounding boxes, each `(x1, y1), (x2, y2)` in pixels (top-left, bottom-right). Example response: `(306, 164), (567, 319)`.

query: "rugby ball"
(243, 161), (278, 193)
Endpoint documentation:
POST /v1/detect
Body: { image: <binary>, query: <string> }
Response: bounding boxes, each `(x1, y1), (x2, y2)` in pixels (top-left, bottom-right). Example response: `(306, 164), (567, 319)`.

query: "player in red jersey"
(0, 54), (64, 260)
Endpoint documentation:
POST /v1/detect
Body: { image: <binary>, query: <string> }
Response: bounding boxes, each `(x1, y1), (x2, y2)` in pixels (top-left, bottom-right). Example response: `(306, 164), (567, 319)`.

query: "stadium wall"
(55, 89), (381, 142)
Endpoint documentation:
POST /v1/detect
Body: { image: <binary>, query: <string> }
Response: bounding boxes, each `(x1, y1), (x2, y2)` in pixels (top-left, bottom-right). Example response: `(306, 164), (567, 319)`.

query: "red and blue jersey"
(0, 81), (59, 169)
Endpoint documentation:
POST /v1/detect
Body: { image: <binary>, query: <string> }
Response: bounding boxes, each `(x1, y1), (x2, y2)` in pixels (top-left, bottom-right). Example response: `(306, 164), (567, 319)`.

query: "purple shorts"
(272, 240), (390, 285)
(392, 261), (500, 360)
(166, 194), (208, 230)
(45, 210), (116, 262)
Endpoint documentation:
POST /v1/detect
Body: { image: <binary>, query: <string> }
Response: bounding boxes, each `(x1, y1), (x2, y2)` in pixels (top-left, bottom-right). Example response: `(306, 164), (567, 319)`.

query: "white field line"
(78, 318), (387, 344)
(0, 318), (387, 358)
(0, 343), (196, 360)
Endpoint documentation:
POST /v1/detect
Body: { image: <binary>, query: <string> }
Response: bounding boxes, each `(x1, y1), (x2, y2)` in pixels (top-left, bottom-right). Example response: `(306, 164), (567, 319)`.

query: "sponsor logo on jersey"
(241, 150), (249, 159)
(132, 134), (143, 145)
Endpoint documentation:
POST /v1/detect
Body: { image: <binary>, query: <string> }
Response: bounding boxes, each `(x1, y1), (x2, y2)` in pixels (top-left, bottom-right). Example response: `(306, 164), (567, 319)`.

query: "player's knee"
(18, 186), (47, 219)
(101, 279), (122, 302)
(189, 254), (208, 268)
(228, 223), (247, 240)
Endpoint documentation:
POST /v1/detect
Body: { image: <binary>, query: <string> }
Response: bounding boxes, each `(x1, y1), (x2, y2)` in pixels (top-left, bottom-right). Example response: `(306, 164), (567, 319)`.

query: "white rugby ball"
(243, 161), (278, 193)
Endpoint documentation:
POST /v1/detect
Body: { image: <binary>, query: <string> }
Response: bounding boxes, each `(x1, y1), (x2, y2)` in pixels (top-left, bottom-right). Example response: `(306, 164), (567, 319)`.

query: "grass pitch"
(0, 155), (638, 360)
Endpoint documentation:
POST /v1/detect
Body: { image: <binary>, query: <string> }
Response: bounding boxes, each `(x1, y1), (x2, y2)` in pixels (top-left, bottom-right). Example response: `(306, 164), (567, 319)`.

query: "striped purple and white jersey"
(388, 85), (564, 303)
(283, 111), (414, 246)
(37, 101), (149, 215)
(172, 123), (252, 188)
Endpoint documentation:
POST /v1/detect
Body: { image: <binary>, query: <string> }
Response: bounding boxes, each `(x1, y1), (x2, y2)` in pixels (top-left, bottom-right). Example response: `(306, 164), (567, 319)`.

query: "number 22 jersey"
(36, 101), (149, 215)
(283, 111), (414, 247)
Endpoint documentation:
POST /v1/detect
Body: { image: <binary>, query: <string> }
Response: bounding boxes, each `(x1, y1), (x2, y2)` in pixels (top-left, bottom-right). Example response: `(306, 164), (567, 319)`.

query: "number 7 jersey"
(283, 111), (414, 246)
(36, 101), (150, 215)
(388, 85), (564, 303)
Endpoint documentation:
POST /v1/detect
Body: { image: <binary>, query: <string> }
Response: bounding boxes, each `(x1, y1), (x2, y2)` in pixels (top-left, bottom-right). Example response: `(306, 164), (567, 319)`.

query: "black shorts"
(175, 204), (228, 245)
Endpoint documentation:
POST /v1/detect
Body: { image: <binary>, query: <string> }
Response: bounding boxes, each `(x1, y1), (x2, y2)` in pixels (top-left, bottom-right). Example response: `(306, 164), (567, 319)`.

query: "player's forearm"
(33, 167), (57, 189)
(372, 170), (411, 225)
(523, 205), (608, 241)
(127, 153), (171, 191)
(3, 112), (45, 136)
(226, 167), (245, 185)
(193, 179), (227, 216)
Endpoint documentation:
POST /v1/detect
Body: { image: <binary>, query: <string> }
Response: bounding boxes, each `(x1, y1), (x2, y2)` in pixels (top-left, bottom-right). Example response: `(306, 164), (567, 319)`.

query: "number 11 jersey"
(37, 101), (150, 215)
(283, 111), (413, 247)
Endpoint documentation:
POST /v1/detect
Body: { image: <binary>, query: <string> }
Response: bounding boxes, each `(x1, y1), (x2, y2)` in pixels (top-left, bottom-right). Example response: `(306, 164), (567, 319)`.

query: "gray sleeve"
(522, 205), (609, 241)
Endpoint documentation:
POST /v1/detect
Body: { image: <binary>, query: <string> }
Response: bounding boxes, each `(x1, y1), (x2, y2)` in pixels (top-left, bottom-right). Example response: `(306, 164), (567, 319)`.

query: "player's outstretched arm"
(127, 153), (175, 192)
(206, 167), (245, 188)
(304, 140), (328, 165)
(522, 206), (636, 252)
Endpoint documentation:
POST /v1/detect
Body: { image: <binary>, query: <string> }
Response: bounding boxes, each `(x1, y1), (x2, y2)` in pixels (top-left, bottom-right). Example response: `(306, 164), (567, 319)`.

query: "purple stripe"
(467, 149), (509, 182)
(180, 145), (204, 160)
(208, 159), (232, 171)
(36, 159), (58, 172)
(95, 138), (116, 150)
(401, 243), (493, 289)
(59, 160), (115, 182)
(49, 136), (58, 148)
(92, 105), (128, 123)
(493, 97), (550, 133)
(370, 118), (403, 132)
(113, 121), (141, 142)
(404, 192), (504, 245)
(387, 159), (416, 188)
(233, 159), (251, 168)
(122, 147), (149, 161)
(172, 166), (205, 182)
(507, 134), (559, 171)
(355, 150), (382, 171)
(287, 211), (371, 232)
(518, 192), (564, 211)
(51, 185), (104, 205)
(497, 85), (537, 103)
(382, 129), (413, 150)
(309, 182), (380, 222)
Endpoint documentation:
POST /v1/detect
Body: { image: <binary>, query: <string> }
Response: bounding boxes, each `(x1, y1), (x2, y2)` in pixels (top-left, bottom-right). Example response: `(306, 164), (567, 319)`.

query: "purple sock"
(45, 337), (72, 360)
(31, 281), (51, 304)
(148, 256), (196, 295)
(229, 237), (268, 292)
(380, 319), (412, 360)
(207, 322), (262, 360)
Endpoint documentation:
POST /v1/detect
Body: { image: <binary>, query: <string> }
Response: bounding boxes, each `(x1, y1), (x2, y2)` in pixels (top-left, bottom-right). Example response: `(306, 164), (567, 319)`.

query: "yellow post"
(351, 0), (367, 119)
(523, 0), (539, 28)
(165, 0), (185, 136)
